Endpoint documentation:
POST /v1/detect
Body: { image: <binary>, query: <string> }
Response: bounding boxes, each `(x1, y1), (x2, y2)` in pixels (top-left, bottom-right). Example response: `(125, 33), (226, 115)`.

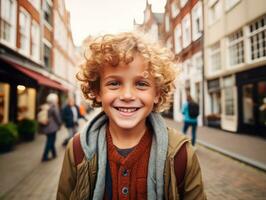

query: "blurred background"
(0, 0), (265, 199)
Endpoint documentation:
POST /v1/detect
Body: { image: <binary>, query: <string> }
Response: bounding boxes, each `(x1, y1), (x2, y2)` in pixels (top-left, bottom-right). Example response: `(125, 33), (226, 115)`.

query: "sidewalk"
(165, 118), (266, 171)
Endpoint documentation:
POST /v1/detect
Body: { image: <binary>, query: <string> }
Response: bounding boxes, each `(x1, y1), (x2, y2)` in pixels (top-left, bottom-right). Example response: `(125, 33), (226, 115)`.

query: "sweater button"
(122, 187), (129, 195)
(122, 169), (128, 176)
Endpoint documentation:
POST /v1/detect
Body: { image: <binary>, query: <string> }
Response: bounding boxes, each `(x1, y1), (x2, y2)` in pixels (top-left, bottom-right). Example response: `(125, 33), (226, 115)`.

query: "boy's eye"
(136, 81), (150, 89)
(106, 81), (120, 89)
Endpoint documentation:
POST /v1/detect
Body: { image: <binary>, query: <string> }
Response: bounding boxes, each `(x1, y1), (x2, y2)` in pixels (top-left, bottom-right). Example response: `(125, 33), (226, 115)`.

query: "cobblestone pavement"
(196, 146), (266, 199)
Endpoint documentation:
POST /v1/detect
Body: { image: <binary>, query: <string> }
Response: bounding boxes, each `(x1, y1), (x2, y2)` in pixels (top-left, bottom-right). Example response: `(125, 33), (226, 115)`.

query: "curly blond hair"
(77, 32), (177, 112)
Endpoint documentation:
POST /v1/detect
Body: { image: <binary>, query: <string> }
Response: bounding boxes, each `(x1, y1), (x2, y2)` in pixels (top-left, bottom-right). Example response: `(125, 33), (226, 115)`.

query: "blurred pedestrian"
(62, 96), (85, 146)
(182, 93), (199, 146)
(39, 93), (62, 162)
(57, 32), (206, 199)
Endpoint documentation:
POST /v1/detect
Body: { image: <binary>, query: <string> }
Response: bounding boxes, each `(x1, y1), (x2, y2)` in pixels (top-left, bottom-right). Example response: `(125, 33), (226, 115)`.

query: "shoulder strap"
(174, 142), (187, 200)
(73, 133), (85, 166)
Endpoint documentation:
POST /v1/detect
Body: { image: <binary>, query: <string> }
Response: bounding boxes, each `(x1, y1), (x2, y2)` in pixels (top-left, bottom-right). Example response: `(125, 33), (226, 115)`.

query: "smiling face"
(96, 53), (159, 133)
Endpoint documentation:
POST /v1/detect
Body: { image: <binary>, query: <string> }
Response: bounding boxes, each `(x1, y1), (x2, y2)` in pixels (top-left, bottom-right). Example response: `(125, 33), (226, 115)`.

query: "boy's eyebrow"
(102, 75), (122, 81)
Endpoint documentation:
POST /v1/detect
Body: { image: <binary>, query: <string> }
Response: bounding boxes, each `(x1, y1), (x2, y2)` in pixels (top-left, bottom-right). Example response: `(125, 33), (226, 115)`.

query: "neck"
(108, 121), (147, 149)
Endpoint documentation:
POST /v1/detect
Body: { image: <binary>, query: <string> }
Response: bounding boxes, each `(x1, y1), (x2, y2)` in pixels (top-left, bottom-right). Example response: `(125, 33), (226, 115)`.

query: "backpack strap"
(174, 142), (187, 200)
(73, 133), (85, 166)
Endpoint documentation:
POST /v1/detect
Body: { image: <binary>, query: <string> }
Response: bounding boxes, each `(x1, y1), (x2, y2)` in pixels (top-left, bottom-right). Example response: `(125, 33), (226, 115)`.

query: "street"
(0, 123), (265, 199)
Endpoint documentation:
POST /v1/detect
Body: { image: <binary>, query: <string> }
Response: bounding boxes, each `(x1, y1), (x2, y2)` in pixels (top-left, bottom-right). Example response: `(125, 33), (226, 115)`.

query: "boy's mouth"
(114, 107), (140, 113)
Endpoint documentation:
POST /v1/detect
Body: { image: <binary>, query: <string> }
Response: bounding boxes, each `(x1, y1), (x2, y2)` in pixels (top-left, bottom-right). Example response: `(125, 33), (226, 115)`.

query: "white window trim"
(247, 16), (266, 63)
(0, 0), (17, 48)
(31, 20), (40, 62)
(174, 24), (182, 54)
(209, 42), (221, 74)
(208, 0), (222, 26)
(226, 30), (245, 68)
(192, 1), (203, 41)
(182, 13), (191, 48)
(171, 2), (180, 18)
(19, 7), (31, 56)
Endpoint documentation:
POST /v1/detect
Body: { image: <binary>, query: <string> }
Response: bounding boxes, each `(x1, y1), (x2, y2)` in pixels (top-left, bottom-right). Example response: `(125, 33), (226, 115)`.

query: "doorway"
(239, 81), (266, 137)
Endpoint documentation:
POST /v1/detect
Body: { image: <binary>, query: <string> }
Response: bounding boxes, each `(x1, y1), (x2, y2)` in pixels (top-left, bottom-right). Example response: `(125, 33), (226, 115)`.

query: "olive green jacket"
(57, 113), (206, 200)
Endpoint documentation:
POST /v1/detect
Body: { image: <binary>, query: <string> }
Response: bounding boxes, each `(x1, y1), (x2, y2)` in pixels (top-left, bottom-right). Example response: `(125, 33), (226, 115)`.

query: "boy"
(57, 32), (206, 200)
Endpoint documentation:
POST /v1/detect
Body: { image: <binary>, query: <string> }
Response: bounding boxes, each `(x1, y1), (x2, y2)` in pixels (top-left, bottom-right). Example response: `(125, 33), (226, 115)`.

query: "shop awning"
(6, 60), (68, 92)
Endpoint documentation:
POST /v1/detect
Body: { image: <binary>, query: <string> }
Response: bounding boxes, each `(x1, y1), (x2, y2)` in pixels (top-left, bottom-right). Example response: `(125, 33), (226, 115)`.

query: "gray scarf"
(80, 111), (168, 200)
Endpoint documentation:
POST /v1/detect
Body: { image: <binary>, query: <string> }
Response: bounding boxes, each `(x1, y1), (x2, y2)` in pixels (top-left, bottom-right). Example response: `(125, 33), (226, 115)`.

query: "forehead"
(100, 54), (150, 78)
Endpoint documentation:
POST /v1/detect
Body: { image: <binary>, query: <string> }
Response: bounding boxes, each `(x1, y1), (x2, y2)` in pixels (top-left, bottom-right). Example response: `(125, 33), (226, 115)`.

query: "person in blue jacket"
(62, 96), (84, 146)
(182, 94), (198, 146)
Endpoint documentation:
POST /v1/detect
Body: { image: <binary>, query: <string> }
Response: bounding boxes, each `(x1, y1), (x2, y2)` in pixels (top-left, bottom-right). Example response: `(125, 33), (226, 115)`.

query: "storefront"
(236, 66), (266, 137)
(206, 79), (221, 128)
(0, 58), (67, 124)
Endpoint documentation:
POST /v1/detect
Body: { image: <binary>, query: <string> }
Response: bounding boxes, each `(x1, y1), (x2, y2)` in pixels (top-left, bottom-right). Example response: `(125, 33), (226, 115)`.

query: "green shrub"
(0, 125), (16, 153)
(17, 119), (37, 141)
(5, 123), (19, 142)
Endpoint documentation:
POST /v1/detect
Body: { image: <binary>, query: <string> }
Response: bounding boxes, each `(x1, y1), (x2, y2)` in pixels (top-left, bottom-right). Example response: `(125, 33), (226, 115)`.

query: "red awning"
(6, 60), (68, 92)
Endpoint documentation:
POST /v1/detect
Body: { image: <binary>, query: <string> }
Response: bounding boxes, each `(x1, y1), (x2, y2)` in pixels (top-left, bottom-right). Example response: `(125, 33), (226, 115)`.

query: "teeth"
(117, 108), (137, 113)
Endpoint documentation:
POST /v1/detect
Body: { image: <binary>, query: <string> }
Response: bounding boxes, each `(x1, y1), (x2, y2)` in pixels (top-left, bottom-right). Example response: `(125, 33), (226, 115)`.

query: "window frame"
(19, 7), (31, 55)
(0, 0), (17, 47)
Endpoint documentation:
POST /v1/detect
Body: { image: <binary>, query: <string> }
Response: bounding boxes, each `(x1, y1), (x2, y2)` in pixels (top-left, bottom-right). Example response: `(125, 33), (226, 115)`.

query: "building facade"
(0, 0), (78, 124)
(161, 0), (204, 124)
(203, 0), (266, 136)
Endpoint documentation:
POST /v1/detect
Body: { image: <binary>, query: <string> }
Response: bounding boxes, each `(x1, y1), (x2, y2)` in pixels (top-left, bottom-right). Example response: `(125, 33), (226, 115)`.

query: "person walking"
(39, 93), (62, 162)
(182, 94), (199, 146)
(62, 96), (84, 146)
(57, 32), (206, 199)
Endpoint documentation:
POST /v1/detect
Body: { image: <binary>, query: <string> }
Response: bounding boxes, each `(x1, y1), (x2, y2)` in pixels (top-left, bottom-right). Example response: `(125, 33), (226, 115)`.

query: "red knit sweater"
(105, 128), (152, 200)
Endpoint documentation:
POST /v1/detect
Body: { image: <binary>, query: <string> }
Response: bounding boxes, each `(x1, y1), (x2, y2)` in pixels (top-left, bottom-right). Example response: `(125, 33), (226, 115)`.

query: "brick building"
(0, 0), (78, 124)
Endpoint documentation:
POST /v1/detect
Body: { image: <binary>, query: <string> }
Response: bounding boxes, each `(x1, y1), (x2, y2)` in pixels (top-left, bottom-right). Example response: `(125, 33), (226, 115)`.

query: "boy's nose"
(120, 85), (136, 101)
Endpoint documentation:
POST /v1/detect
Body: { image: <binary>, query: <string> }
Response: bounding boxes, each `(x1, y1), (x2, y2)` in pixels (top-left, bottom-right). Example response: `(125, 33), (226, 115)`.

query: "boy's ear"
(154, 93), (159, 104)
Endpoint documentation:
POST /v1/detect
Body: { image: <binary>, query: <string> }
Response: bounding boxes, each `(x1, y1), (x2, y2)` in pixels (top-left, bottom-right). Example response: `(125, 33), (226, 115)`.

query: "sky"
(65, 0), (166, 46)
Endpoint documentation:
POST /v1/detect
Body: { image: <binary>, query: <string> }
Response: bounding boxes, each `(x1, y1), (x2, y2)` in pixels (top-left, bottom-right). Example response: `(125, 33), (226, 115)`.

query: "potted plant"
(0, 124), (17, 153)
(17, 119), (37, 141)
(206, 114), (221, 128)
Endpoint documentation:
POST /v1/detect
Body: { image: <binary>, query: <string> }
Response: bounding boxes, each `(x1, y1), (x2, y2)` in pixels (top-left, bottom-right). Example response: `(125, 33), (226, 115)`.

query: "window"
(0, 0), (17, 45)
(193, 52), (202, 74)
(180, 0), (188, 8)
(44, 0), (52, 25)
(0, 83), (10, 124)
(228, 30), (244, 66)
(248, 15), (266, 61)
(174, 24), (182, 53)
(208, 0), (222, 25)
(29, 0), (40, 10)
(19, 8), (30, 54)
(17, 86), (36, 121)
(223, 76), (234, 115)
(225, 0), (240, 11)
(171, 2), (179, 18)
(209, 42), (221, 72)
(192, 1), (203, 41)
(31, 21), (40, 61)
(182, 14), (191, 48)
(165, 14), (170, 32)
(44, 44), (51, 69)
(54, 12), (68, 50)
